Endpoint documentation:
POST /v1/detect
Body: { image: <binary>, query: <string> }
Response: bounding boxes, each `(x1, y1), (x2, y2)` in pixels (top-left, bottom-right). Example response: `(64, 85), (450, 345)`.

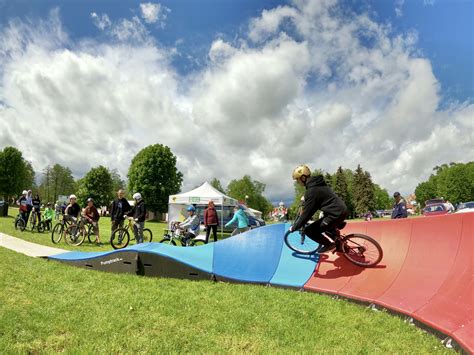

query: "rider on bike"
(32, 194), (42, 224)
(289, 165), (349, 253)
(179, 205), (200, 243)
(16, 190), (29, 224)
(64, 194), (81, 223)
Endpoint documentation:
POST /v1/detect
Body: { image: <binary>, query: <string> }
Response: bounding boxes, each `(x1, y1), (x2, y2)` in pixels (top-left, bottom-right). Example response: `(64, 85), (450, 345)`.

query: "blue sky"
(0, 0), (472, 202)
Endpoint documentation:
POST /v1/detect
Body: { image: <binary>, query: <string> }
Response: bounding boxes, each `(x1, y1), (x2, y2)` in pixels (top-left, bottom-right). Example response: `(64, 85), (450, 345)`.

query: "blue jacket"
(391, 200), (408, 219)
(225, 209), (249, 229)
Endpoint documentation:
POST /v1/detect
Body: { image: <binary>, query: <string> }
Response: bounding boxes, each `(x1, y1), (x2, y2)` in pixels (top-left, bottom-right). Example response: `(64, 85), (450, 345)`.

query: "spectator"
(204, 201), (219, 243)
(444, 200), (455, 213)
(225, 205), (249, 236)
(391, 192), (408, 219)
(84, 198), (101, 245)
(179, 205), (200, 243)
(54, 201), (61, 220)
(110, 189), (131, 233)
(43, 203), (54, 231)
(16, 190), (28, 225)
(64, 194), (81, 223)
(25, 190), (33, 223)
(128, 192), (146, 244)
(32, 194), (42, 224)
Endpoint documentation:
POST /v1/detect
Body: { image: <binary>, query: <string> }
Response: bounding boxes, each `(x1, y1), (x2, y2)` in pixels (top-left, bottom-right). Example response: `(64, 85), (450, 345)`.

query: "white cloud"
(0, 1), (472, 204)
(139, 2), (169, 27)
(395, 0), (405, 17)
(90, 12), (111, 30)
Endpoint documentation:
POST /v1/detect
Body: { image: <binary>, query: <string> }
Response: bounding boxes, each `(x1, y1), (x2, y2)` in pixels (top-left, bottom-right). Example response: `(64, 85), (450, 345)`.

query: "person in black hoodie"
(128, 192), (146, 243)
(289, 165), (348, 253)
(110, 189), (131, 232)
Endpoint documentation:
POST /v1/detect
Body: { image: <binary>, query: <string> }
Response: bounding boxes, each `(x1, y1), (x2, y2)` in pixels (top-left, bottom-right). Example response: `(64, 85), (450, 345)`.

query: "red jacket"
(204, 207), (219, 225)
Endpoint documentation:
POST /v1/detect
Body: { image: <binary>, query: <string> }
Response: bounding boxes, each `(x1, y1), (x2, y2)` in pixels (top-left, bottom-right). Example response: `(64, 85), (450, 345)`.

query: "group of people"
(16, 190), (54, 230)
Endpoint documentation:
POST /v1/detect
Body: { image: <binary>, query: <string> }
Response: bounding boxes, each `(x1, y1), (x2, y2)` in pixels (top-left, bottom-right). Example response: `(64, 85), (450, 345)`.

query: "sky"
(0, 0), (473, 204)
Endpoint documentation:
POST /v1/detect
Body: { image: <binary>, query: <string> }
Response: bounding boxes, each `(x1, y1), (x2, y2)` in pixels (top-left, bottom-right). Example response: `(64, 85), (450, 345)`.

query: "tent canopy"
(169, 182), (238, 206)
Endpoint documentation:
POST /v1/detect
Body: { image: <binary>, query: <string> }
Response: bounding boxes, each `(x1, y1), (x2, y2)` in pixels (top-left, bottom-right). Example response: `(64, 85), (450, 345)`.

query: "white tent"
(168, 182), (238, 233)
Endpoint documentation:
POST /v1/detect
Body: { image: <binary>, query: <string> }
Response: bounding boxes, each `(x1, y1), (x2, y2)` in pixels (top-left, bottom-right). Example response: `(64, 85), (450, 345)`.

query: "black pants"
(111, 219), (124, 233)
(304, 212), (348, 247)
(205, 225), (218, 242)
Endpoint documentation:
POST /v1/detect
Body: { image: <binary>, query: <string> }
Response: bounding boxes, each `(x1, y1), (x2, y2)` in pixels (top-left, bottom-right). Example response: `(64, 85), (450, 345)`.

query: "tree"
(38, 164), (75, 203)
(110, 169), (126, 195)
(333, 166), (353, 214)
(374, 184), (391, 210)
(352, 165), (375, 215)
(210, 178), (225, 193)
(76, 166), (114, 208)
(128, 144), (183, 213)
(226, 175), (273, 216)
(0, 146), (35, 200)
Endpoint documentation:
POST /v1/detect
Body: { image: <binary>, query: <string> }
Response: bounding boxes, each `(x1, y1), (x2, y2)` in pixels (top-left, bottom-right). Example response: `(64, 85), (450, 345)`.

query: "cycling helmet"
(69, 194), (77, 200)
(87, 197), (94, 203)
(133, 192), (142, 200)
(292, 165), (311, 180)
(22, 190), (28, 195)
(187, 205), (196, 212)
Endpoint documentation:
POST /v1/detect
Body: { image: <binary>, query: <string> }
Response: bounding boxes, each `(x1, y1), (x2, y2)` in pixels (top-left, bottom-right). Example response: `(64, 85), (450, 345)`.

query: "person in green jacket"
(43, 203), (54, 231)
(225, 205), (250, 236)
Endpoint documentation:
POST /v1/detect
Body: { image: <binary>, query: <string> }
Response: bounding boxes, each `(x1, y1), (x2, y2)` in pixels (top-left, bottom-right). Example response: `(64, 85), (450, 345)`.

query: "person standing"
(225, 205), (250, 236)
(391, 192), (408, 219)
(32, 194), (42, 224)
(43, 203), (54, 231)
(110, 189), (131, 233)
(16, 190), (28, 224)
(128, 193), (146, 244)
(204, 201), (219, 243)
(25, 190), (33, 224)
(84, 198), (102, 245)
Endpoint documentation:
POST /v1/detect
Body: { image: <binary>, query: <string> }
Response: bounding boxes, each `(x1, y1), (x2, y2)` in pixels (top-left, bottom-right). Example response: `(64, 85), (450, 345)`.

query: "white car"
(456, 201), (474, 213)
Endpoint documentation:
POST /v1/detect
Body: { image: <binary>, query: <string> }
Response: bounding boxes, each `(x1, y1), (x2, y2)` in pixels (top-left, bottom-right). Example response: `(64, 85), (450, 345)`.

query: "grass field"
(0, 209), (453, 353)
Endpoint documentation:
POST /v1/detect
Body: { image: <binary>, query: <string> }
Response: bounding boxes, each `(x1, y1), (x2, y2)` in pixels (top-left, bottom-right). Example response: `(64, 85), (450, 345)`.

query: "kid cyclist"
(289, 165), (349, 253)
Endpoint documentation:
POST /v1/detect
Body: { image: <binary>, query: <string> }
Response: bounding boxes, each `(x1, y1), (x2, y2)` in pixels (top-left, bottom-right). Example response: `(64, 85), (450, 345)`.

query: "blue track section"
(269, 224), (318, 288)
(212, 224), (285, 283)
(48, 224), (318, 288)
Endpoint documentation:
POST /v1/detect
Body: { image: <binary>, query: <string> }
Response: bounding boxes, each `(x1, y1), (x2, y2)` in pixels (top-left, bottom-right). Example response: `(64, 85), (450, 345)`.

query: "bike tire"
(342, 233), (383, 267)
(64, 225), (86, 246)
(87, 226), (96, 244)
(159, 237), (176, 246)
(15, 218), (26, 232)
(110, 228), (130, 249)
(51, 223), (64, 244)
(284, 230), (319, 255)
(37, 222), (45, 233)
(143, 228), (153, 243)
(191, 239), (207, 246)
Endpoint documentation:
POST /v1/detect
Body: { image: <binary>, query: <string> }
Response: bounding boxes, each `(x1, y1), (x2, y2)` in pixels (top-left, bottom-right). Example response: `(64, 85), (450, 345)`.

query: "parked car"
(456, 201), (474, 213)
(194, 205), (265, 232)
(422, 203), (448, 217)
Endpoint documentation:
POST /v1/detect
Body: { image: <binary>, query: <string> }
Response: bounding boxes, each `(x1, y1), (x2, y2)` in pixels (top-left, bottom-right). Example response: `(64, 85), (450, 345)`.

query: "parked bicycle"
(52, 215), (96, 245)
(110, 217), (153, 249)
(284, 226), (383, 267)
(159, 221), (207, 247)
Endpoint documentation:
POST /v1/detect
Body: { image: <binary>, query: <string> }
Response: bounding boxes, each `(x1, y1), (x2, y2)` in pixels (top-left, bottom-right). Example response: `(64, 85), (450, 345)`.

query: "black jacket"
(128, 199), (146, 222)
(292, 175), (347, 231)
(110, 198), (131, 221)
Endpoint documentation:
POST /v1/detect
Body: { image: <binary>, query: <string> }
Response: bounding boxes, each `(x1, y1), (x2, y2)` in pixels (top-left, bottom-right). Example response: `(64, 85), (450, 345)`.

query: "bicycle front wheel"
(51, 223), (64, 243)
(37, 222), (45, 233)
(87, 226), (96, 243)
(190, 239), (207, 246)
(110, 228), (129, 249)
(64, 225), (86, 246)
(159, 237), (176, 246)
(143, 228), (153, 243)
(342, 234), (383, 267)
(15, 218), (26, 232)
(284, 230), (319, 255)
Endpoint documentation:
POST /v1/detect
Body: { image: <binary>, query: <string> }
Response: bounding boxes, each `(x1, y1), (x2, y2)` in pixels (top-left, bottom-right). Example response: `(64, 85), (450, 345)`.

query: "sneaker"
(317, 243), (336, 253)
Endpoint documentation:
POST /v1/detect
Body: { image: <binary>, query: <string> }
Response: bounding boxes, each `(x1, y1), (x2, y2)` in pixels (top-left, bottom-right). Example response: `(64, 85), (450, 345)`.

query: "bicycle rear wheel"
(37, 222), (45, 233)
(64, 225), (86, 246)
(284, 230), (319, 255)
(15, 218), (26, 232)
(87, 226), (96, 243)
(191, 239), (207, 246)
(159, 237), (176, 246)
(342, 233), (383, 267)
(110, 228), (130, 249)
(143, 228), (153, 243)
(51, 223), (64, 243)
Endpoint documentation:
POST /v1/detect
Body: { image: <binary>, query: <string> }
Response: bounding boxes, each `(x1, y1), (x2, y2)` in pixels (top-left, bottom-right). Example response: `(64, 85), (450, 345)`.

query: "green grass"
(0, 247), (453, 353)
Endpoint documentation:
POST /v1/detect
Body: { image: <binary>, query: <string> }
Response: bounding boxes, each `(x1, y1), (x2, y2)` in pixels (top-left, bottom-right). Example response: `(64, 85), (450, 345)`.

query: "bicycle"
(284, 226), (383, 267)
(51, 215), (96, 245)
(62, 215), (98, 246)
(110, 217), (153, 249)
(29, 210), (45, 233)
(159, 221), (207, 247)
(14, 212), (27, 231)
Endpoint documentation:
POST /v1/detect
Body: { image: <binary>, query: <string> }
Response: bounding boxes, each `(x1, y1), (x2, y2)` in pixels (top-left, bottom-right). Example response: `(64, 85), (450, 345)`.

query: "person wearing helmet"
(179, 205), (201, 242)
(84, 198), (102, 245)
(110, 189), (131, 233)
(16, 190), (29, 225)
(225, 204), (250, 236)
(290, 165), (348, 253)
(64, 194), (81, 223)
(127, 192), (146, 243)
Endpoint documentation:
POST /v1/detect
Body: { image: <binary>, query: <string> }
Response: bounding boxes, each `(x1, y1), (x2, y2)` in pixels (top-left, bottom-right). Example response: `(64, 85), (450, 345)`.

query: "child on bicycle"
(32, 194), (42, 224)
(127, 193), (146, 243)
(289, 165), (348, 253)
(16, 190), (28, 224)
(179, 205), (200, 243)
(84, 198), (101, 245)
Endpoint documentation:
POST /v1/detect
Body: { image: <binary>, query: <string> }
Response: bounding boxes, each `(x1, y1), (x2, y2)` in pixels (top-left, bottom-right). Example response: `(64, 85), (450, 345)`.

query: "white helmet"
(133, 192), (142, 200)
(69, 194), (77, 200)
(22, 190), (28, 195)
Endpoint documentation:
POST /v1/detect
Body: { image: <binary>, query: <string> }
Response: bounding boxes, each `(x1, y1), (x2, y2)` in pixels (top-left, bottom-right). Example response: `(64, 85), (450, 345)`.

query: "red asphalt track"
(304, 213), (473, 353)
